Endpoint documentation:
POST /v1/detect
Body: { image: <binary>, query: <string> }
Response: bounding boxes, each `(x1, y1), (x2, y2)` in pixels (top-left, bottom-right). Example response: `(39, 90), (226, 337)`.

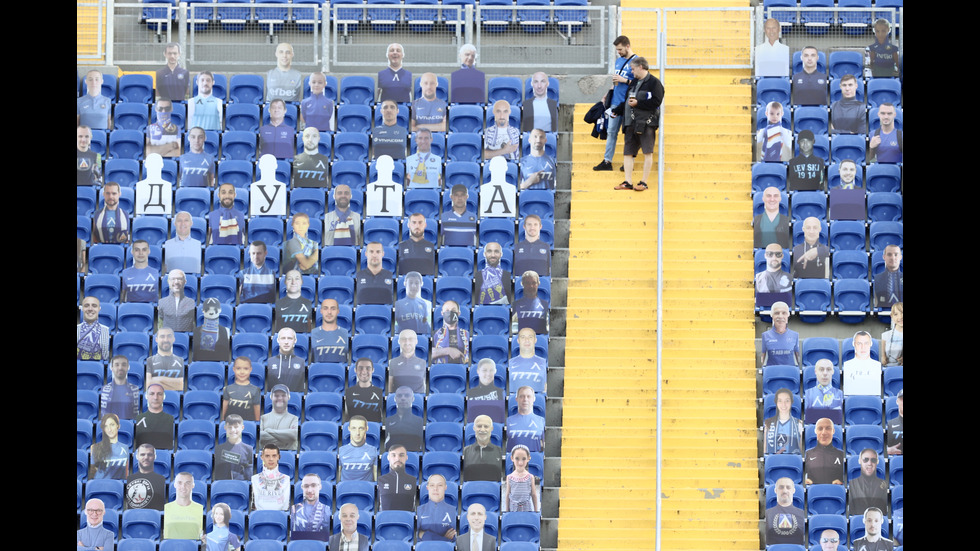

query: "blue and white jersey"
(122, 266), (160, 302)
(179, 151), (216, 187)
(338, 443), (378, 481)
(311, 327), (350, 363)
(520, 154), (557, 190)
(506, 412), (544, 452)
(508, 355), (547, 393)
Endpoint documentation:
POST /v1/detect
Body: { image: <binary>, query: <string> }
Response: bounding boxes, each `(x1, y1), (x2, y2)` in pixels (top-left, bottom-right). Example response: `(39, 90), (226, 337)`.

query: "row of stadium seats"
(764, 481), (902, 516)
(82, 73), (560, 106)
(79, 358), (542, 395)
(90, 129), (555, 164)
(757, 76), (901, 106)
(114, 102), (545, 135)
(755, 104), (903, 133)
(752, 161), (900, 192)
(753, 190), (902, 222)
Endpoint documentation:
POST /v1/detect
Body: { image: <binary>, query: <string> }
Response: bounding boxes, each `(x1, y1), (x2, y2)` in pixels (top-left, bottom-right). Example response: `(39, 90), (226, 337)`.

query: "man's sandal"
(634, 181), (649, 191)
(614, 181), (633, 190)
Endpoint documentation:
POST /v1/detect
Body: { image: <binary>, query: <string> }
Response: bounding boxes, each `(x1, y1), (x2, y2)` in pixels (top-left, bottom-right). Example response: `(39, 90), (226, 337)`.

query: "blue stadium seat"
(248, 217), (285, 248)
(425, 421), (464, 452)
(789, 191), (827, 222)
(834, 278), (870, 322)
(883, 366), (902, 398)
(174, 449), (213, 482)
(793, 106), (829, 135)
(210, 479), (250, 513)
(553, 0), (588, 34)
(297, 450), (338, 482)
(447, 133), (483, 163)
(114, 103), (150, 131)
(828, 220), (865, 252)
(221, 131), (258, 161)
(315, 275), (355, 306)
(231, 333), (269, 364)
(807, 514), (847, 547)
(115, 302), (156, 333)
(335, 480), (376, 512)
(421, 450), (461, 484)
(183, 389), (222, 422)
(516, 0), (551, 32)
(445, 161), (482, 193)
(77, 361), (105, 391)
(518, 191), (555, 221)
(867, 192), (902, 222)
(449, 104), (486, 134)
(89, 129), (108, 157)
(319, 247), (358, 278)
(866, 78), (902, 107)
(473, 305), (510, 336)
(114, 331), (151, 364)
(337, 104), (373, 133)
(363, 218), (401, 248)
(174, 187), (212, 219)
(805, 483), (846, 516)
(830, 134), (866, 164)
(800, 0), (834, 34)
(438, 248), (475, 277)
(462, 480), (502, 513)
(104, 158), (141, 188)
(301, 399), (342, 433)
(118, 74), (155, 103)
(109, 129), (145, 160)
(865, 163), (901, 193)
(228, 74), (265, 104)
(351, 334), (389, 366)
(132, 216), (170, 246)
(289, 189), (326, 222)
(764, 454), (804, 484)
(84, 274), (121, 306)
(828, 51), (863, 79)
(479, 219), (515, 249)
(762, 364), (800, 396)
(889, 454), (902, 486)
(248, 510), (289, 542)
(404, 188), (441, 219)
(844, 395), (882, 426)
(756, 77), (791, 108)
(845, 424), (884, 455)
(471, 335), (510, 366)
(831, 250), (868, 280)
(204, 246), (242, 276)
(118, 538), (157, 551)
(869, 221), (902, 252)
(501, 512), (541, 543)
(403, 0), (439, 31)
(177, 419), (215, 451)
(354, 304), (393, 336)
(334, 133), (370, 162)
(86, 478), (125, 512)
(374, 510), (416, 543)
(487, 77), (523, 107)
(838, 0), (873, 34)
(340, 76), (375, 106)
(77, 389), (100, 422)
(794, 278), (832, 319)
(88, 243), (127, 274)
(225, 103), (261, 132)
(426, 393), (465, 423)
(308, 363), (347, 394)
(428, 364), (467, 394)
(435, 275), (473, 308)
(216, 159), (253, 188)
(199, 274), (238, 308)
(187, 361), (226, 391)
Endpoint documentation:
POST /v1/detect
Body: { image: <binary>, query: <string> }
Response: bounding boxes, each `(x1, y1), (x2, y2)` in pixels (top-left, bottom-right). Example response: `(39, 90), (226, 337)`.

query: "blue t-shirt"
(417, 500), (457, 541)
(520, 154), (557, 190)
(514, 239), (550, 277)
(512, 295), (549, 335)
(259, 123), (296, 159)
(506, 412), (544, 452)
(441, 209), (478, 247)
(311, 327), (350, 363)
(190, 94), (223, 130)
(873, 128), (902, 163)
(122, 266), (160, 302)
(78, 94), (112, 129)
(508, 355), (547, 393)
(412, 97), (447, 127)
(760, 328), (799, 366)
(241, 263), (276, 303)
(338, 442), (378, 481)
(301, 93), (335, 132)
(373, 124), (408, 160)
(179, 151), (216, 187)
(389, 356), (427, 393)
(378, 67), (413, 103)
(611, 55), (636, 107)
(394, 296), (433, 335)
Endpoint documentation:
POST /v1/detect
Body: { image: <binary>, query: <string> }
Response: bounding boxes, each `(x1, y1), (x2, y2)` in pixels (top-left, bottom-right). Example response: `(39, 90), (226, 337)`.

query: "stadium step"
(560, 42), (757, 550)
